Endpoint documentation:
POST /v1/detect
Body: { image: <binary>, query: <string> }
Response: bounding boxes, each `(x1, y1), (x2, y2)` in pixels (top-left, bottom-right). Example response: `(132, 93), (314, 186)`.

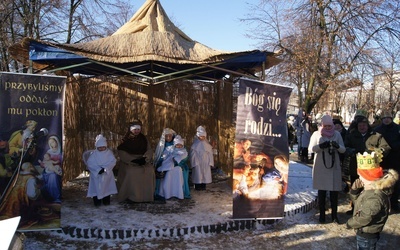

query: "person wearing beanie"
(346, 150), (399, 249)
(373, 110), (400, 212)
(116, 119), (155, 203)
(308, 114), (346, 224)
(85, 134), (118, 206)
(344, 116), (391, 214)
(190, 126), (214, 191)
(348, 109), (368, 133)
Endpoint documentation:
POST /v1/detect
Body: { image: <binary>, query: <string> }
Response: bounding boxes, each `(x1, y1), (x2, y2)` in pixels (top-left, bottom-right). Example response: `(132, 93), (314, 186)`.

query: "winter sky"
(160, 0), (259, 52)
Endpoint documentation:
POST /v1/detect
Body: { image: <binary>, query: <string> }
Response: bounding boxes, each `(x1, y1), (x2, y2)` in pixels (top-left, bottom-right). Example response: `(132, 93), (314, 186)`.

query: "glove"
(331, 141), (340, 149)
(98, 168), (105, 175)
(351, 178), (364, 190)
(132, 157), (146, 166)
(319, 141), (330, 149)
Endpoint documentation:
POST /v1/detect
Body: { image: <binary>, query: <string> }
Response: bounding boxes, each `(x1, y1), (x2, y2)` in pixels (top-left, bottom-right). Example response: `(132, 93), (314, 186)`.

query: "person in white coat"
(190, 126), (214, 191)
(85, 134), (118, 206)
(309, 115), (346, 224)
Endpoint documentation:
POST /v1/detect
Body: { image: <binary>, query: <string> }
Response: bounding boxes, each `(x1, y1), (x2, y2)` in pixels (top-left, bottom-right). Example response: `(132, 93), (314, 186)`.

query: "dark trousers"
(318, 190), (338, 221)
(301, 147), (309, 162)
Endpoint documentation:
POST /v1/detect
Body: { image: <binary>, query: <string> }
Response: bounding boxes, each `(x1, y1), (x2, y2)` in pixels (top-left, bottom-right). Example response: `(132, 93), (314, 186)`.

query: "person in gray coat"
(309, 115), (346, 224)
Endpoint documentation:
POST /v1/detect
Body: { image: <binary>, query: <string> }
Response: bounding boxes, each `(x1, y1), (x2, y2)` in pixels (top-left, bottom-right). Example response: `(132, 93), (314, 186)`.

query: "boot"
(318, 190), (326, 223)
(102, 195), (110, 205)
(330, 191), (340, 224)
(93, 196), (101, 207)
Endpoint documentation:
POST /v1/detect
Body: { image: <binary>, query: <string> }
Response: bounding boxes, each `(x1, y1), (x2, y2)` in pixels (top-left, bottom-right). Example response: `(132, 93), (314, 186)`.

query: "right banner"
(233, 78), (292, 219)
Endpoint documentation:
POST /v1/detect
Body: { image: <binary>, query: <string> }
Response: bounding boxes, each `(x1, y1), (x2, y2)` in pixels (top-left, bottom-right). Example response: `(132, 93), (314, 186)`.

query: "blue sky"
(159, 0), (259, 52)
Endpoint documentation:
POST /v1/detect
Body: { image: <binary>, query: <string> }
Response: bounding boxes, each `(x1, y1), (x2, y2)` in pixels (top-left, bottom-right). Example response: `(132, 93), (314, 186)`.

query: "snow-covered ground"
(19, 161), (400, 249)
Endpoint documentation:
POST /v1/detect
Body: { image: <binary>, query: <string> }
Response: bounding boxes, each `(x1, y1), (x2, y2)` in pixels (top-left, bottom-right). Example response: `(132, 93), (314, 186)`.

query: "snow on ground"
(20, 161), (400, 249)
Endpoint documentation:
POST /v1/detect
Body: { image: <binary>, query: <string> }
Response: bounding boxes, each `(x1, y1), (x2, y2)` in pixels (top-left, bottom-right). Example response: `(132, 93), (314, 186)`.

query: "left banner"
(0, 72), (66, 231)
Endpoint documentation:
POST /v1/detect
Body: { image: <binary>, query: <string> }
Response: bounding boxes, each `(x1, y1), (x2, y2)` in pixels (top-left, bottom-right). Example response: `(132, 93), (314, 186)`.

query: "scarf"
(320, 126), (335, 138)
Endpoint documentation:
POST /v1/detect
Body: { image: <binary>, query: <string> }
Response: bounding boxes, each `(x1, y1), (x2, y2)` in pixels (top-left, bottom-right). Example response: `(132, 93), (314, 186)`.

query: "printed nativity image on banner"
(0, 72), (66, 231)
(233, 78), (292, 219)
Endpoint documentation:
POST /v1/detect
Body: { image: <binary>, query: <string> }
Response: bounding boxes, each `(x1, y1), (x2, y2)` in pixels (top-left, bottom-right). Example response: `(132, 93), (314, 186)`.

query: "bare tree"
(242, 0), (400, 114)
(369, 34), (400, 114)
(0, 0), (135, 72)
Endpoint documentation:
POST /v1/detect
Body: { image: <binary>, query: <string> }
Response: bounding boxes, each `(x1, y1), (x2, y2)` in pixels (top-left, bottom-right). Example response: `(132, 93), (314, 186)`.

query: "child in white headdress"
(85, 134), (118, 206)
(190, 126), (214, 191)
(173, 135), (191, 198)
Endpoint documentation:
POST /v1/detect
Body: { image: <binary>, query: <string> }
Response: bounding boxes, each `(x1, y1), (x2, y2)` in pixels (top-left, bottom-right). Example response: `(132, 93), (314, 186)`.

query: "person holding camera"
(308, 115), (346, 224)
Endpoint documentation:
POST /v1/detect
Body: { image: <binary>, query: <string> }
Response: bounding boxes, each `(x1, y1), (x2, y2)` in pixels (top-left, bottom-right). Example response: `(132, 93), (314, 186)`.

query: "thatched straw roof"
(8, 0), (281, 80)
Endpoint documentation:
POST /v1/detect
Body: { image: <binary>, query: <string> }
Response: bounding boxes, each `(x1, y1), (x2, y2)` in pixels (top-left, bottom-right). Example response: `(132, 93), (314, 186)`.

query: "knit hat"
(95, 134), (107, 148)
(173, 135), (184, 146)
(356, 116), (369, 124)
(355, 109), (368, 118)
(357, 149), (384, 181)
(381, 110), (393, 119)
(321, 115), (334, 126)
(196, 126), (207, 137)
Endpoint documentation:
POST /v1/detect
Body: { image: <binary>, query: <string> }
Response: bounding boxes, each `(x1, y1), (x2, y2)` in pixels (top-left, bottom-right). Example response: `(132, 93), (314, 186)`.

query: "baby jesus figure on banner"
(38, 153), (62, 176)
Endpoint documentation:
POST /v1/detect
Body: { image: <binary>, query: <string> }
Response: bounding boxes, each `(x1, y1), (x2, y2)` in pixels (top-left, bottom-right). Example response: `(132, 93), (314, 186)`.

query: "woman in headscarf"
(190, 126), (214, 191)
(153, 128), (176, 200)
(157, 135), (188, 200)
(116, 120), (154, 203)
(86, 134), (118, 206)
(309, 114), (346, 224)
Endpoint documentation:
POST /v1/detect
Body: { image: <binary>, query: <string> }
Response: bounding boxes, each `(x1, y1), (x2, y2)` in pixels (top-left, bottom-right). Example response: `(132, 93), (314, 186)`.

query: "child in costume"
(346, 149), (398, 249)
(85, 134), (118, 206)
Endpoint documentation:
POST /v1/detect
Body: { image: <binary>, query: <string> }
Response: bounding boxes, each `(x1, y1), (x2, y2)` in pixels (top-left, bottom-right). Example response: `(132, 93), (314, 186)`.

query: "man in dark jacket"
(374, 110), (400, 212)
(344, 116), (391, 213)
(345, 117), (391, 186)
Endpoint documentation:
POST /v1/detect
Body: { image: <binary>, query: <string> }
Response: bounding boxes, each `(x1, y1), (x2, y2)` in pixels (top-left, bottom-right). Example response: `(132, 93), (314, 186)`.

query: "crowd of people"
(287, 109), (400, 249)
(84, 120), (215, 206)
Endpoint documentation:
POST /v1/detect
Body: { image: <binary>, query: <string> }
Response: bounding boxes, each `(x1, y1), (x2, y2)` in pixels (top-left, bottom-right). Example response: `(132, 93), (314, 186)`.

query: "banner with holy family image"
(0, 72), (66, 231)
(233, 78), (292, 219)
